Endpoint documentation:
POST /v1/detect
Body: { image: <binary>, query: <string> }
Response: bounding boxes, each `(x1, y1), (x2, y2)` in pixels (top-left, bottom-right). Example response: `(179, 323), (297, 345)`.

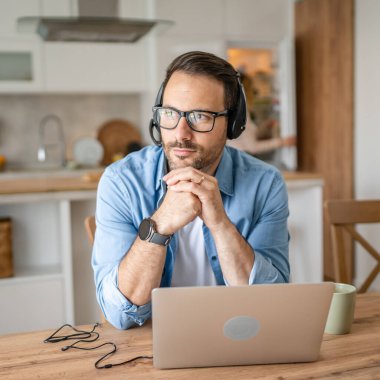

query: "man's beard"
(163, 140), (224, 173)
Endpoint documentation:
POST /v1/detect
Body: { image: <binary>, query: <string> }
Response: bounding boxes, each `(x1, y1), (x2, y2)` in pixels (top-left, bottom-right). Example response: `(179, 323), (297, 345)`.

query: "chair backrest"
(324, 199), (380, 293)
(84, 215), (96, 245)
(84, 215), (106, 323)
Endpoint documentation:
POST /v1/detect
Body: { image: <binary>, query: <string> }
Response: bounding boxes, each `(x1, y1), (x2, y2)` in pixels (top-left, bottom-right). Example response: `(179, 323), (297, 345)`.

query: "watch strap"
(149, 231), (172, 246)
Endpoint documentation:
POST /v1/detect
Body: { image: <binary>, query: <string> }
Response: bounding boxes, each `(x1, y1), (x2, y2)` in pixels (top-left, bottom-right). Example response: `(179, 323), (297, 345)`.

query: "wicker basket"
(0, 217), (13, 278)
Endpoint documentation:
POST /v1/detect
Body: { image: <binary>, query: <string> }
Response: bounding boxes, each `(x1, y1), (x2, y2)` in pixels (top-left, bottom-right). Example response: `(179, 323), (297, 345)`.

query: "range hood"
(17, 0), (173, 43)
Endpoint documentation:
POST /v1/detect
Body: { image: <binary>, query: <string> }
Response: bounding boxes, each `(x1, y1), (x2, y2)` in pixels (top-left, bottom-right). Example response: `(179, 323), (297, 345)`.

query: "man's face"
(161, 71), (228, 175)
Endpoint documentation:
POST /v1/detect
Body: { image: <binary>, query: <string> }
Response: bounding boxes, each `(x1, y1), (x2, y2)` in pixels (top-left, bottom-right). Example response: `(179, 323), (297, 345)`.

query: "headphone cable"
(44, 322), (153, 369)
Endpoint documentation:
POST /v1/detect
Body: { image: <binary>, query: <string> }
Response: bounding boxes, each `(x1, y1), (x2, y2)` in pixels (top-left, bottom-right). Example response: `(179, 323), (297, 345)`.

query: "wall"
(355, 0), (380, 290)
(0, 94), (142, 169)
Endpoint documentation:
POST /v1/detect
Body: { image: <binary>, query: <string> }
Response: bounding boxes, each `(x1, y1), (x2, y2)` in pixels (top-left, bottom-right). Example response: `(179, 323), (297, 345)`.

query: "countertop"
(0, 170), (102, 195)
(0, 170), (323, 196)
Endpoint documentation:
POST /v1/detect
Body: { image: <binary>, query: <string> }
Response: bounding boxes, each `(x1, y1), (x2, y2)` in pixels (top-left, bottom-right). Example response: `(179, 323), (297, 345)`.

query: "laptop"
(152, 282), (334, 369)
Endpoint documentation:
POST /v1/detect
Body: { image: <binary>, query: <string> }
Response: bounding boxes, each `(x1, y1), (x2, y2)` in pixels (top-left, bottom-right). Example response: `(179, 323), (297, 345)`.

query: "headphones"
(149, 72), (247, 146)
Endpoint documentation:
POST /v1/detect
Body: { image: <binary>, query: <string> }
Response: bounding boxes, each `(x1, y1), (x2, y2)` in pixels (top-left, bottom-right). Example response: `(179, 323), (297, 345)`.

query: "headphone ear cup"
(149, 83), (165, 145)
(149, 119), (162, 146)
(227, 109), (237, 139)
(227, 79), (247, 139)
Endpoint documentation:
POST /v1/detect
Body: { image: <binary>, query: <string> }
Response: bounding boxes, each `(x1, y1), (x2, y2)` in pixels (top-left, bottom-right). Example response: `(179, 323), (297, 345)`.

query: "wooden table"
(0, 293), (379, 379)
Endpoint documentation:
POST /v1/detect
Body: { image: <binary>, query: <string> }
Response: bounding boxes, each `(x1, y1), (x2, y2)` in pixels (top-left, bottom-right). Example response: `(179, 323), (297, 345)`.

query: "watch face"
(138, 218), (152, 241)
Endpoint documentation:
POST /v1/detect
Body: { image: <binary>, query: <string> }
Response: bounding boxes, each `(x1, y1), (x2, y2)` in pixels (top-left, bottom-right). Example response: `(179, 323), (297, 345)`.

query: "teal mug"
(325, 283), (357, 334)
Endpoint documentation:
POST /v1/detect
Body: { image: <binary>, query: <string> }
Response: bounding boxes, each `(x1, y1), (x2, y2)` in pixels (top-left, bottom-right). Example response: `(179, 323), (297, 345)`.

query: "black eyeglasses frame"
(152, 106), (229, 133)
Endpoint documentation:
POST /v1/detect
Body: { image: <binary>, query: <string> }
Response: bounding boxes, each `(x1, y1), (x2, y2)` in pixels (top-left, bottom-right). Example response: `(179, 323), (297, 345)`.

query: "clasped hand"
(152, 167), (227, 235)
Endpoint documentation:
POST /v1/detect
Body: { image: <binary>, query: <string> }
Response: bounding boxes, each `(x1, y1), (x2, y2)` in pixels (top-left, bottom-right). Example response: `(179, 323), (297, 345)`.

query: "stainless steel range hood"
(18, 17), (163, 43)
(17, 0), (173, 43)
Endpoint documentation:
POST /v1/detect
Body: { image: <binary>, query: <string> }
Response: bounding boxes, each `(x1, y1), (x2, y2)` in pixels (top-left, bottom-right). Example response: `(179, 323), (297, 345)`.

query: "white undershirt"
(171, 217), (217, 287)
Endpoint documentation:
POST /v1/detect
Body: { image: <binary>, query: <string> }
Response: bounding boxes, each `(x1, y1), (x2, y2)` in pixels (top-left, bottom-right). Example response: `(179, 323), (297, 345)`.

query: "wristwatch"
(138, 218), (172, 246)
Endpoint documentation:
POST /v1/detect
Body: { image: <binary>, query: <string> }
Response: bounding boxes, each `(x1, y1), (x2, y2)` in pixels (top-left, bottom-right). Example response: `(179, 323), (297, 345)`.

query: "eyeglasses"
(152, 106), (229, 133)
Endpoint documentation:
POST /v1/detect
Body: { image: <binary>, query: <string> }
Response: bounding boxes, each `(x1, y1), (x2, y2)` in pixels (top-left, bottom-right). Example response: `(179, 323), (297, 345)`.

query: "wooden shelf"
(0, 264), (62, 285)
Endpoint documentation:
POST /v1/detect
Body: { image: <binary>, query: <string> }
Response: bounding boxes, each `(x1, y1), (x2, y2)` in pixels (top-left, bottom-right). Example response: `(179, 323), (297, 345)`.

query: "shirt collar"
(215, 147), (234, 196)
(155, 148), (168, 192)
(155, 146), (234, 196)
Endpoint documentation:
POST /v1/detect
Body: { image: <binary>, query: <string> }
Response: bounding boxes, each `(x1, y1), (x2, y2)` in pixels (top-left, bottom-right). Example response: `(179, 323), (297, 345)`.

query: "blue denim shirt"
(92, 145), (290, 330)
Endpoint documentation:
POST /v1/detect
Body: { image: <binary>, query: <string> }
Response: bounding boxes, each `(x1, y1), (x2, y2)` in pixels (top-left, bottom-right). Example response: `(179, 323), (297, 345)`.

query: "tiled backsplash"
(0, 94), (142, 168)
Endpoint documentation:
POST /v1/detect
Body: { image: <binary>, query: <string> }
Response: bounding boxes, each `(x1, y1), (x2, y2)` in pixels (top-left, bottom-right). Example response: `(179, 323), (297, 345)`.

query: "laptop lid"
(152, 282), (334, 369)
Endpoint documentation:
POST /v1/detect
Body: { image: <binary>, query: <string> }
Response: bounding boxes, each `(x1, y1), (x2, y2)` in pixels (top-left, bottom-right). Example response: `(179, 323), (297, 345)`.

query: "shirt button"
(211, 256), (217, 261)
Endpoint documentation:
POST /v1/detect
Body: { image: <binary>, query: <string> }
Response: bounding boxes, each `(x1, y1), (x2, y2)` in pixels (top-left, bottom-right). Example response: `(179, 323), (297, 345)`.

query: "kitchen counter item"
(0, 155), (6, 172)
(97, 119), (142, 165)
(72, 137), (104, 167)
(82, 170), (103, 182)
(37, 114), (66, 168)
(0, 217), (13, 278)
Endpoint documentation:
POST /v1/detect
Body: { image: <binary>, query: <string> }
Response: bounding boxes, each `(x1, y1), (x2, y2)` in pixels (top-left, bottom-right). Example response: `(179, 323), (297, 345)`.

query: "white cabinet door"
(40, 0), (73, 16)
(41, 0), (149, 93)
(119, 0), (149, 18)
(155, 0), (224, 38)
(0, 200), (73, 334)
(0, 0), (40, 40)
(0, 0), (149, 93)
(224, 0), (290, 42)
(287, 181), (324, 283)
(0, 40), (44, 92)
(0, 279), (65, 335)
(44, 41), (148, 92)
(0, 0), (43, 92)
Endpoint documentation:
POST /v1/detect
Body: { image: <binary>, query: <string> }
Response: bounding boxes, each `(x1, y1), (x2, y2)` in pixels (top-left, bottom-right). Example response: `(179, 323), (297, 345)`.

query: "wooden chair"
(84, 215), (106, 323)
(324, 199), (380, 293)
(84, 215), (96, 245)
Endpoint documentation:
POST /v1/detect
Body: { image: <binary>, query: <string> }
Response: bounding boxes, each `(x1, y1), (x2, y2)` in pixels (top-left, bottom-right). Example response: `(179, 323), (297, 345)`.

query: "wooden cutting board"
(97, 119), (142, 165)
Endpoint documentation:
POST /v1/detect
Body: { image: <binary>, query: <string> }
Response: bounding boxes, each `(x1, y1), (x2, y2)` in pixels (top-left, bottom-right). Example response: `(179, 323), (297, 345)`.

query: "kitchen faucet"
(37, 114), (66, 167)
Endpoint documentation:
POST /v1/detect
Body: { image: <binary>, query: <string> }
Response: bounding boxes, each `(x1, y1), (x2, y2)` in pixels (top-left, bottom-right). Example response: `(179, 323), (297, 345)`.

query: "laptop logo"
(223, 316), (260, 341)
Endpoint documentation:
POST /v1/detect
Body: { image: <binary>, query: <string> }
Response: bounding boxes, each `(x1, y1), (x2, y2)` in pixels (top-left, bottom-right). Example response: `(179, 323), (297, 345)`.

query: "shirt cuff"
(101, 265), (152, 329)
(249, 250), (285, 284)
(223, 261), (255, 286)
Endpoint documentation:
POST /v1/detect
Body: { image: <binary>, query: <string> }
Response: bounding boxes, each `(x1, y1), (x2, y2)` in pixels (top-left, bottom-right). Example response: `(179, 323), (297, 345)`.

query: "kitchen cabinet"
(0, 1), (43, 92)
(44, 41), (148, 93)
(286, 175), (324, 283)
(0, 0), (150, 93)
(0, 188), (97, 335)
(155, 0), (291, 44)
(0, 40), (44, 92)
(0, 0), (40, 39)
(42, 0), (150, 92)
(154, 0), (224, 38)
(119, 0), (149, 19)
(224, 0), (290, 42)
(40, 0), (73, 17)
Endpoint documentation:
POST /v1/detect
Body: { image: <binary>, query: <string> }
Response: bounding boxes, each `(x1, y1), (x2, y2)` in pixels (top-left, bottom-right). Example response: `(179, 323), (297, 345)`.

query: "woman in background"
(227, 72), (296, 161)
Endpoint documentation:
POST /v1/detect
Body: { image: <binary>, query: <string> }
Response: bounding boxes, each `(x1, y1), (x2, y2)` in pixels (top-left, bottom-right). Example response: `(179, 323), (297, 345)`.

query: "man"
(92, 51), (290, 330)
